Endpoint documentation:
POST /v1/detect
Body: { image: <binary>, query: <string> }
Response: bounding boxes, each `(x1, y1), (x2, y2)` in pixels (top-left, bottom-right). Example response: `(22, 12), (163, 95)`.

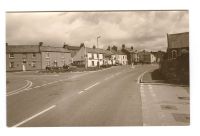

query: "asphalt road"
(7, 64), (156, 127)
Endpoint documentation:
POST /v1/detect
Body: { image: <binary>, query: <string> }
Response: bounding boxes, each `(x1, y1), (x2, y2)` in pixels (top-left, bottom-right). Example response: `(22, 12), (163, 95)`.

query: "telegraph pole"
(97, 36), (101, 68)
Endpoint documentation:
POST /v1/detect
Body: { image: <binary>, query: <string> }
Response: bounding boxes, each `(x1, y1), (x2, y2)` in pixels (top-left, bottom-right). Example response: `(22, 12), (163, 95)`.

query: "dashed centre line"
(84, 82), (100, 91)
(78, 91), (84, 94)
(79, 70), (126, 95)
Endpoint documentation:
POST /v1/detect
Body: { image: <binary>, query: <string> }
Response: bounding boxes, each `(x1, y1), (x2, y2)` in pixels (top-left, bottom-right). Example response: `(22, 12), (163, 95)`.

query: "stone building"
(6, 42), (71, 71)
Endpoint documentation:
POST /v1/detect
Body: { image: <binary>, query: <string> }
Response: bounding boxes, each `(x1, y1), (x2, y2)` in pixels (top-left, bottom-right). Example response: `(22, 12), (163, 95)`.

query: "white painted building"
(110, 50), (127, 65)
(73, 46), (114, 67)
(150, 53), (157, 63)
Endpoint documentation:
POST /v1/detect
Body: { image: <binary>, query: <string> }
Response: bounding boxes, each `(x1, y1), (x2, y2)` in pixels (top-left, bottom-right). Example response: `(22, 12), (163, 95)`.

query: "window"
(53, 60), (57, 67)
(22, 53), (27, 59)
(92, 53), (94, 59)
(32, 61), (36, 67)
(9, 62), (14, 68)
(32, 53), (36, 58)
(172, 50), (177, 59)
(46, 52), (50, 58)
(46, 61), (50, 66)
(9, 53), (14, 58)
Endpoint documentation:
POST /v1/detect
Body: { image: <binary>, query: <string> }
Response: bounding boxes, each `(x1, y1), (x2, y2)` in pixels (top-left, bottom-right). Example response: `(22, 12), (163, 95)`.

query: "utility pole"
(97, 36), (101, 68)
(84, 45), (87, 69)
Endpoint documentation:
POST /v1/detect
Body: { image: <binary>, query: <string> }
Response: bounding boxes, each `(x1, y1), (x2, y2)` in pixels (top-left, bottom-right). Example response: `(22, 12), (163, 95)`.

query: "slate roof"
(6, 45), (70, 53)
(65, 45), (80, 50)
(6, 45), (40, 53)
(86, 47), (113, 55)
(110, 49), (126, 55)
(40, 46), (70, 53)
(167, 32), (189, 49)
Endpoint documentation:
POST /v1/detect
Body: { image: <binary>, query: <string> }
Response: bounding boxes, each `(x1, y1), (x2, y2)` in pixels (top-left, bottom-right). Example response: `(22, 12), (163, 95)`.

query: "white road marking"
(7, 67), (119, 96)
(26, 80), (32, 89)
(137, 68), (156, 84)
(78, 91), (84, 94)
(7, 80), (30, 95)
(33, 86), (40, 89)
(84, 82), (100, 91)
(7, 80), (33, 96)
(12, 105), (56, 127)
(137, 70), (149, 84)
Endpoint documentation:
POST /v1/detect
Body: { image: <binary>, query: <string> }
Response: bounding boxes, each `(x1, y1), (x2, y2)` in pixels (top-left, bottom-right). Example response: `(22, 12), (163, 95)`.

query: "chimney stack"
(39, 42), (43, 46)
(131, 46), (133, 50)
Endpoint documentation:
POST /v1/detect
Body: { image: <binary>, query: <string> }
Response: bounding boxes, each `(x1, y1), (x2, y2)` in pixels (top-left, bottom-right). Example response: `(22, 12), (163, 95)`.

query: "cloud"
(6, 11), (189, 51)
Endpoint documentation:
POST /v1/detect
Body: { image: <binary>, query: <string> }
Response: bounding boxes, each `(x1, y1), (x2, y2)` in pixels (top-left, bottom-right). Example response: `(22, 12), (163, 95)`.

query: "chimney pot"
(39, 42), (43, 46)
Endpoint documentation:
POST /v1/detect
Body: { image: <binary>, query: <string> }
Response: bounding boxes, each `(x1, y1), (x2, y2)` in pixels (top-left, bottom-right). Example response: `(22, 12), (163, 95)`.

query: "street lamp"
(97, 36), (101, 68)
(97, 36), (101, 48)
(84, 45), (87, 69)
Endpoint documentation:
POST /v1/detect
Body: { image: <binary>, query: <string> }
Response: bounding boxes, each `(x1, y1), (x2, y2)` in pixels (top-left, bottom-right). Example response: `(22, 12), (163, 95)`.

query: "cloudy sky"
(6, 11), (189, 51)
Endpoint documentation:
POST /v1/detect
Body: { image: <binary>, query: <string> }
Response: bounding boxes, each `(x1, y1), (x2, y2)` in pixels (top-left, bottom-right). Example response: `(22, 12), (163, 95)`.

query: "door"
(22, 63), (26, 71)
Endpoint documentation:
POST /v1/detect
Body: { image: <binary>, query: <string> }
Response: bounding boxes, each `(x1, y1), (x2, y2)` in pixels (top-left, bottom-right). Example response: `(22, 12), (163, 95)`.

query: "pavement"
(139, 70), (190, 126)
(7, 65), (156, 127)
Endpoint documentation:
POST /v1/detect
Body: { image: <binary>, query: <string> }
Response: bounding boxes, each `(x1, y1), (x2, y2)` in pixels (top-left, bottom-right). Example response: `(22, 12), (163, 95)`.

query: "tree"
(122, 44), (125, 49)
(112, 45), (118, 51)
(107, 46), (111, 51)
(131, 46), (133, 50)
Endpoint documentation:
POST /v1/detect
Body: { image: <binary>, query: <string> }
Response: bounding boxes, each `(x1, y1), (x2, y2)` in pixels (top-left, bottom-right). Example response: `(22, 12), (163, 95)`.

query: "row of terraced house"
(6, 41), (164, 72)
(6, 43), (128, 71)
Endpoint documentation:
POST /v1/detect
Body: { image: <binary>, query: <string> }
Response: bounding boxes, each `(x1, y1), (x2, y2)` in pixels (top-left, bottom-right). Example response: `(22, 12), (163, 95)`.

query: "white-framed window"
(32, 61), (36, 67)
(9, 62), (14, 68)
(32, 53), (36, 58)
(53, 60), (57, 67)
(9, 53), (14, 58)
(172, 50), (177, 59)
(46, 61), (50, 66)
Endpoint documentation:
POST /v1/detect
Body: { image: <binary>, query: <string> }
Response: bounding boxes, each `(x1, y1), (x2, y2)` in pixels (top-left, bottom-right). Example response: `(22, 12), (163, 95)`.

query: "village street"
(7, 64), (190, 127)
(7, 64), (158, 127)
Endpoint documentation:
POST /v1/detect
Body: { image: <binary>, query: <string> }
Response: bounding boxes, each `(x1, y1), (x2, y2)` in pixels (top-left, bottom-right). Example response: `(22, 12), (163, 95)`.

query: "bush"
(159, 53), (189, 85)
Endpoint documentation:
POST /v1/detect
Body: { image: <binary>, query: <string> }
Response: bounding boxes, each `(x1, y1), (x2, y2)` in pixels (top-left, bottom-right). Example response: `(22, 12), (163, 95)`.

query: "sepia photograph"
(6, 10), (189, 127)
